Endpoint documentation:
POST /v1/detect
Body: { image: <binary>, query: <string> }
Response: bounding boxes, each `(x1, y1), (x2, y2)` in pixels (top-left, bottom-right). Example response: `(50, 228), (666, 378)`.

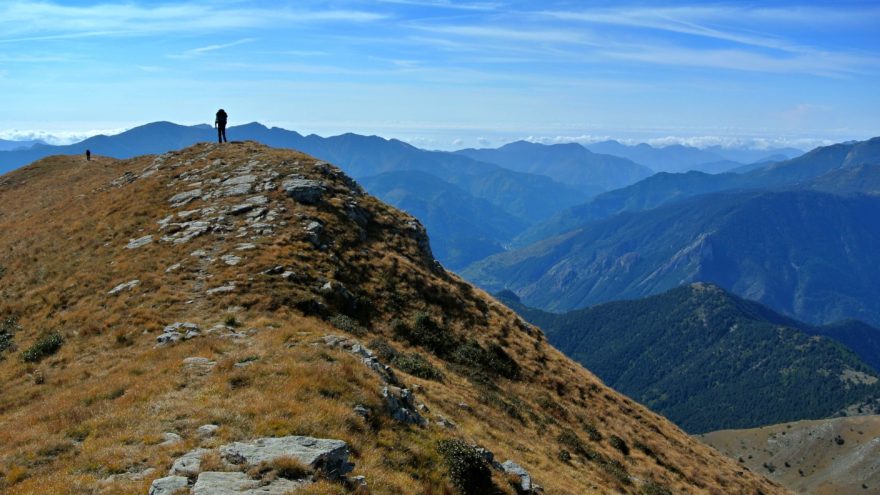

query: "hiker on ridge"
(85, 149), (91, 161)
(215, 108), (228, 143)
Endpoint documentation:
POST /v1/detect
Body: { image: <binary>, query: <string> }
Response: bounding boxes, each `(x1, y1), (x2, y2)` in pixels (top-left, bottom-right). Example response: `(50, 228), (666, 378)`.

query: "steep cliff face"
(0, 142), (787, 494)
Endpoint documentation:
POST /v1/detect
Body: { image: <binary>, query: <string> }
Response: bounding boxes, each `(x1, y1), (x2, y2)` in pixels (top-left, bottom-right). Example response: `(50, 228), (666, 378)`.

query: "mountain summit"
(0, 142), (786, 494)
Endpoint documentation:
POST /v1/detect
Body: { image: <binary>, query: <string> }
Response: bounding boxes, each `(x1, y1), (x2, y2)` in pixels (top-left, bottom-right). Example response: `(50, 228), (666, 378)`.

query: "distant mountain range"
(455, 140), (652, 192)
(513, 138), (880, 246)
(497, 284), (880, 433)
(467, 188), (880, 326)
(0, 138), (45, 152)
(583, 140), (803, 173)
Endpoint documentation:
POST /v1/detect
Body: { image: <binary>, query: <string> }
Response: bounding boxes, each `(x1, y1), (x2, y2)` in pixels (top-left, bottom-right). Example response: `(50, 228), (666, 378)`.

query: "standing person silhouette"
(215, 108), (228, 143)
(85, 149), (91, 161)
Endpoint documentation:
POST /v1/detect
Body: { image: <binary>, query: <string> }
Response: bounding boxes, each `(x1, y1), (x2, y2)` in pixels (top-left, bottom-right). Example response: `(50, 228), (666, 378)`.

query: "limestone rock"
(108, 279), (139, 295)
(282, 177), (325, 204)
(220, 435), (352, 478)
(198, 424), (220, 439)
(157, 322), (200, 345)
(169, 447), (210, 477)
(221, 254), (242, 266)
(207, 283), (235, 296)
(169, 188), (202, 206)
(192, 471), (309, 495)
(148, 475), (189, 495)
(126, 235), (153, 249)
(160, 432), (183, 446)
(383, 386), (426, 426)
(501, 460), (533, 493)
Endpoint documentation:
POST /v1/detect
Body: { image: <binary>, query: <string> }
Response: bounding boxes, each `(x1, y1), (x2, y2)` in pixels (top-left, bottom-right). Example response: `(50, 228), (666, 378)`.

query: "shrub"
(610, 435), (630, 456)
(329, 314), (366, 336)
(392, 352), (443, 381)
(437, 439), (493, 495)
(642, 481), (672, 495)
(368, 338), (398, 361)
(1, 315), (20, 355)
(224, 315), (240, 327)
(397, 313), (453, 356)
(557, 449), (572, 462)
(272, 456), (313, 480)
(21, 332), (64, 363)
(583, 422), (603, 442)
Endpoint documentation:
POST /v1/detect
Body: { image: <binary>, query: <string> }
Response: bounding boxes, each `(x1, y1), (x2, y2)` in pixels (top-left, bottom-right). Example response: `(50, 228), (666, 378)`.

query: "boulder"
(148, 475), (189, 495)
(220, 436), (352, 478)
(501, 460), (533, 493)
(383, 386), (426, 426)
(160, 432), (184, 446)
(198, 424), (220, 439)
(192, 471), (309, 495)
(169, 447), (210, 477)
(282, 177), (325, 204)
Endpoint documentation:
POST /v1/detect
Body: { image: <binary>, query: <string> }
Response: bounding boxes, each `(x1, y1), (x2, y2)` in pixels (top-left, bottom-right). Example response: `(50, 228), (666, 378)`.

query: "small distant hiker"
(215, 108), (228, 143)
(85, 149), (91, 161)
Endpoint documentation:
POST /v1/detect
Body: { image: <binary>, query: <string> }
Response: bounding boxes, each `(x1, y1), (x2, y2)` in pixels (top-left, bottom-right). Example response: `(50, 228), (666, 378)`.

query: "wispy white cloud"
(170, 38), (257, 59)
(373, 0), (501, 11)
(0, 127), (128, 145)
(0, 1), (387, 42)
(411, 24), (595, 44)
(524, 133), (829, 151)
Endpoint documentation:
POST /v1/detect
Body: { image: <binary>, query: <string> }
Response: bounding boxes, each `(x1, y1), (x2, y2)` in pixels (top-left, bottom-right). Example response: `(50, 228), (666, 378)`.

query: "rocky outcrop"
(220, 436), (352, 478)
(282, 176), (326, 204)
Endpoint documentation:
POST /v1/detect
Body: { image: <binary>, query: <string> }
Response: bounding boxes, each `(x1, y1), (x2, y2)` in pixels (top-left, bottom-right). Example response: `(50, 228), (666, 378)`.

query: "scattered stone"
(305, 221), (323, 245)
(228, 203), (254, 216)
(183, 357), (216, 374)
(458, 403), (472, 412)
(198, 424), (220, 439)
(383, 386), (426, 426)
(157, 322), (200, 345)
(166, 263), (182, 273)
(282, 176), (325, 204)
(218, 175), (257, 197)
(247, 195), (269, 206)
(126, 235), (153, 249)
(349, 475), (367, 488)
(169, 188), (203, 206)
(108, 279), (139, 295)
(281, 271), (298, 281)
(436, 417), (456, 429)
(148, 475), (189, 495)
(162, 221), (211, 244)
(169, 448), (210, 477)
(160, 432), (184, 446)
(191, 249), (208, 257)
(262, 266), (284, 275)
(207, 283), (236, 296)
(220, 436), (352, 479)
(178, 209), (201, 219)
(353, 404), (370, 418)
(501, 460), (533, 493)
(236, 243), (257, 251)
(221, 254), (242, 266)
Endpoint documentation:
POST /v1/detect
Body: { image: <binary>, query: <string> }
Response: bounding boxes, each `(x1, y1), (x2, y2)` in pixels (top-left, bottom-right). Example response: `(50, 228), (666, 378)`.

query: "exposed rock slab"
(220, 436), (352, 478)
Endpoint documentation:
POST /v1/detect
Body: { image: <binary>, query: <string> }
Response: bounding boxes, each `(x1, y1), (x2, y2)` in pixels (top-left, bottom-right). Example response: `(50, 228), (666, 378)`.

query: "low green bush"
(437, 439), (494, 495)
(21, 332), (64, 363)
(392, 352), (443, 381)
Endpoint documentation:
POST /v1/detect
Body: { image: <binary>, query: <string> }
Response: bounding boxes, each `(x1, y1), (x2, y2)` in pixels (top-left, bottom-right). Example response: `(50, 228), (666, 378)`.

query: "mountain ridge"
(0, 143), (788, 494)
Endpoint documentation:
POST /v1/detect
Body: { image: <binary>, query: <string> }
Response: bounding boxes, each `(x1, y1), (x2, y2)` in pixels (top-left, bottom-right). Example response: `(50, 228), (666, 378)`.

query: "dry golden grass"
(0, 143), (791, 494)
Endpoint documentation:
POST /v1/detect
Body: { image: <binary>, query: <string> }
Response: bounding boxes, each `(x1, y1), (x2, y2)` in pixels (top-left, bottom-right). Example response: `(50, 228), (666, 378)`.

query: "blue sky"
(1, 0), (878, 150)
